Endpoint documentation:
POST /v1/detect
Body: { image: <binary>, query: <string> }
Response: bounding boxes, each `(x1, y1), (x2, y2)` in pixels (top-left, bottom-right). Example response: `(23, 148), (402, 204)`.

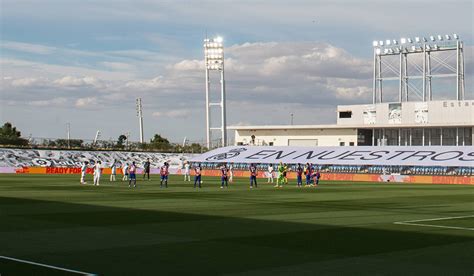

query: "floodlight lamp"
(383, 49), (389, 54)
(445, 34), (451, 40)
(422, 37), (427, 42)
(400, 38), (407, 44)
(415, 37), (420, 43)
(379, 40), (384, 46)
(215, 36), (223, 43)
(393, 40), (398, 45)
(375, 48), (381, 55)
(373, 41), (378, 47)
(411, 45), (416, 51)
(425, 45), (431, 51)
(407, 38), (413, 43)
(453, 33), (459, 39)
(430, 36), (435, 41)
(388, 49), (393, 54)
(386, 40), (391, 45)
(437, 35), (443, 41)
(433, 44), (438, 50)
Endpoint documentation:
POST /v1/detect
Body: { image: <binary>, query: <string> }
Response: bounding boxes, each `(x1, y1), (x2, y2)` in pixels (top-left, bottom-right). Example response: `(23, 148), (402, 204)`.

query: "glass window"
(463, 127), (472, 146)
(386, 129), (399, 146)
(442, 128), (456, 145)
(412, 128), (423, 146)
(429, 128), (441, 146)
(401, 129), (410, 146)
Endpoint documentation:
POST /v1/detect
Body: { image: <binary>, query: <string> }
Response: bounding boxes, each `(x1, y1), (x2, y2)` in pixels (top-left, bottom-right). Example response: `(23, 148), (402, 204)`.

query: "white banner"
(190, 146), (474, 167)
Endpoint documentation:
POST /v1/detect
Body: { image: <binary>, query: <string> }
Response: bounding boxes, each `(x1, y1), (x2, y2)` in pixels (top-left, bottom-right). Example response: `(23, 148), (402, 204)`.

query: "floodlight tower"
(204, 36), (227, 148)
(372, 33), (465, 103)
(136, 98), (144, 143)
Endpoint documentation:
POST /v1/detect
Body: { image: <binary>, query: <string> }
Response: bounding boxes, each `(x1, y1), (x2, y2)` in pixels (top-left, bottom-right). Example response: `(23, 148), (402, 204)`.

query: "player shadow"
(0, 196), (472, 275)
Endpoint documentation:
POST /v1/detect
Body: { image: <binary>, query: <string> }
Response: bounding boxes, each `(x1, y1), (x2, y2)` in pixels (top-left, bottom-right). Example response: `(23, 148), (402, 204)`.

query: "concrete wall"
(337, 100), (474, 126)
(234, 128), (358, 146)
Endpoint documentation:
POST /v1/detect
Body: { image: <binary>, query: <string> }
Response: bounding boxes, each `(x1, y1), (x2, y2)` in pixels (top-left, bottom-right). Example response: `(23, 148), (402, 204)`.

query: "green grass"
(0, 174), (473, 275)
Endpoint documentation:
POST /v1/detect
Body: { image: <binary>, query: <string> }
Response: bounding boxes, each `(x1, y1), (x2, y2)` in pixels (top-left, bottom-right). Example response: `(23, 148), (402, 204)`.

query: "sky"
(1, 0), (473, 144)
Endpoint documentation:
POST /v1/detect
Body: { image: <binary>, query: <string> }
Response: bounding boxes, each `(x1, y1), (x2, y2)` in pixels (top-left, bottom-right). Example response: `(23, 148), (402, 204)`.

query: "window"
(339, 111), (352, 118)
(386, 129), (399, 146)
(463, 128), (472, 146)
(349, 142), (355, 146)
(269, 142), (274, 146)
(237, 142), (244, 146)
(429, 128), (441, 145)
(412, 128), (423, 146)
(339, 142), (345, 146)
(442, 128), (456, 145)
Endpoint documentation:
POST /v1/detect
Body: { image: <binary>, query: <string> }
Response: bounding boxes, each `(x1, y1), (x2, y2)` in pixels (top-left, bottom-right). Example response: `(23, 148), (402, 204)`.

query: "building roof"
(228, 122), (474, 130)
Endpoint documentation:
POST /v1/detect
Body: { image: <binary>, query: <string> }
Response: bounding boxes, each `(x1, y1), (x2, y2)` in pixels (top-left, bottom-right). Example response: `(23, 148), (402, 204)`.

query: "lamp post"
(204, 36), (227, 148)
(136, 98), (144, 143)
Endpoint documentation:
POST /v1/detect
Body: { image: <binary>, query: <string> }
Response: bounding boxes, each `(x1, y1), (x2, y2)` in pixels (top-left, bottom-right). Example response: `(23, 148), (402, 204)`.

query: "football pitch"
(0, 174), (473, 275)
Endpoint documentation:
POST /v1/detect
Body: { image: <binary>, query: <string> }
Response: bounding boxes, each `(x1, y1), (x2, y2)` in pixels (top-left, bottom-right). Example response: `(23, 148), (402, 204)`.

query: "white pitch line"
(0, 256), (96, 275)
(394, 215), (474, 231)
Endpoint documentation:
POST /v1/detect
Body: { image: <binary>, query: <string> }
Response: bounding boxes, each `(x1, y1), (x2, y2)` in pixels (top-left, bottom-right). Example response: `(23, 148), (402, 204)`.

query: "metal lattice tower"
(204, 36), (227, 149)
(372, 34), (465, 103)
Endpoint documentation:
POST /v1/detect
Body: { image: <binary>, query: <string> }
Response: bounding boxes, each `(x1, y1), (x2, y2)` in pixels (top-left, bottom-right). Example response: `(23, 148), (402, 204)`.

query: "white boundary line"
(394, 215), (474, 231)
(0, 256), (96, 275)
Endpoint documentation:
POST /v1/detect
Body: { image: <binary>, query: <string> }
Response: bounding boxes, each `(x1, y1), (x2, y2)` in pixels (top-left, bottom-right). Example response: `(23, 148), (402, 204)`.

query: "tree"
(117, 134), (127, 148)
(0, 122), (28, 146)
(149, 134), (172, 150)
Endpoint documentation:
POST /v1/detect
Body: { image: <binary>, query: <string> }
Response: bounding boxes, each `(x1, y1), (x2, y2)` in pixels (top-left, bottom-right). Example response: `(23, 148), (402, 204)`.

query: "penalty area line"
(393, 215), (474, 231)
(0, 256), (96, 275)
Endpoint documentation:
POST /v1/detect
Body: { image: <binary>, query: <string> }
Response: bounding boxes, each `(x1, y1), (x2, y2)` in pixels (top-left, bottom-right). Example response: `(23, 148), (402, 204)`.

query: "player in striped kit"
(220, 164), (229, 188)
(194, 164), (202, 188)
(160, 162), (169, 188)
(249, 163), (258, 188)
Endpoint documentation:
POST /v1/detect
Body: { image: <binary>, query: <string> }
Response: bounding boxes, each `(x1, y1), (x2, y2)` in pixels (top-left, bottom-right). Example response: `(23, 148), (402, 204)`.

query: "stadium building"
(231, 34), (473, 147)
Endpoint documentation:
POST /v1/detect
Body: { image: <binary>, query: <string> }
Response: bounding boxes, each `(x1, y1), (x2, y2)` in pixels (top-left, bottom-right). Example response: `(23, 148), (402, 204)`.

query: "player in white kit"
(93, 161), (102, 186)
(122, 162), (129, 181)
(110, 160), (117, 182)
(267, 164), (274, 183)
(229, 163), (234, 183)
(80, 161), (89, 184)
(184, 162), (191, 181)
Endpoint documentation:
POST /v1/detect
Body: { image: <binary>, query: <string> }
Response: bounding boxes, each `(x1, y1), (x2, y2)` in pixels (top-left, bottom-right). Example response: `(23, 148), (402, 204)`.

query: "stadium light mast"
(372, 33), (464, 103)
(204, 36), (227, 149)
(136, 98), (144, 143)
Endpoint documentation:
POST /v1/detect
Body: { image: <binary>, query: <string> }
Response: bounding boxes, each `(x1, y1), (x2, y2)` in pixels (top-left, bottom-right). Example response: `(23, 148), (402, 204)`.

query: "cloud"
(53, 76), (105, 88)
(152, 110), (191, 118)
(75, 97), (99, 108)
(28, 97), (68, 107)
(100, 62), (134, 71)
(1, 41), (56, 55)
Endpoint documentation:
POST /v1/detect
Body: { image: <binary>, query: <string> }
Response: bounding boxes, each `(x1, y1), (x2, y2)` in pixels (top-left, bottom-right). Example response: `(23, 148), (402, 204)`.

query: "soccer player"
(283, 163), (289, 185)
(220, 164), (228, 188)
(313, 170), (321, 186)
(93, 161), (102, 186)
(80, 161), (89, 184)
(296, 163), (303, 187)
(143, 158), (151, 180)
(128, 161), (137, 188)
(194, 164), (202, 188)
(183, 162), (191, 181)
(304, 163), (312, 187)
(228, 163), (234, 183)
(160, 162), (169, 188)
(110, 159), (117, 182)
(249, 163), (258, 188)
(267, 164), (274, 183)
(276, 162), (285, 188)
(122, 162), (129, 181)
